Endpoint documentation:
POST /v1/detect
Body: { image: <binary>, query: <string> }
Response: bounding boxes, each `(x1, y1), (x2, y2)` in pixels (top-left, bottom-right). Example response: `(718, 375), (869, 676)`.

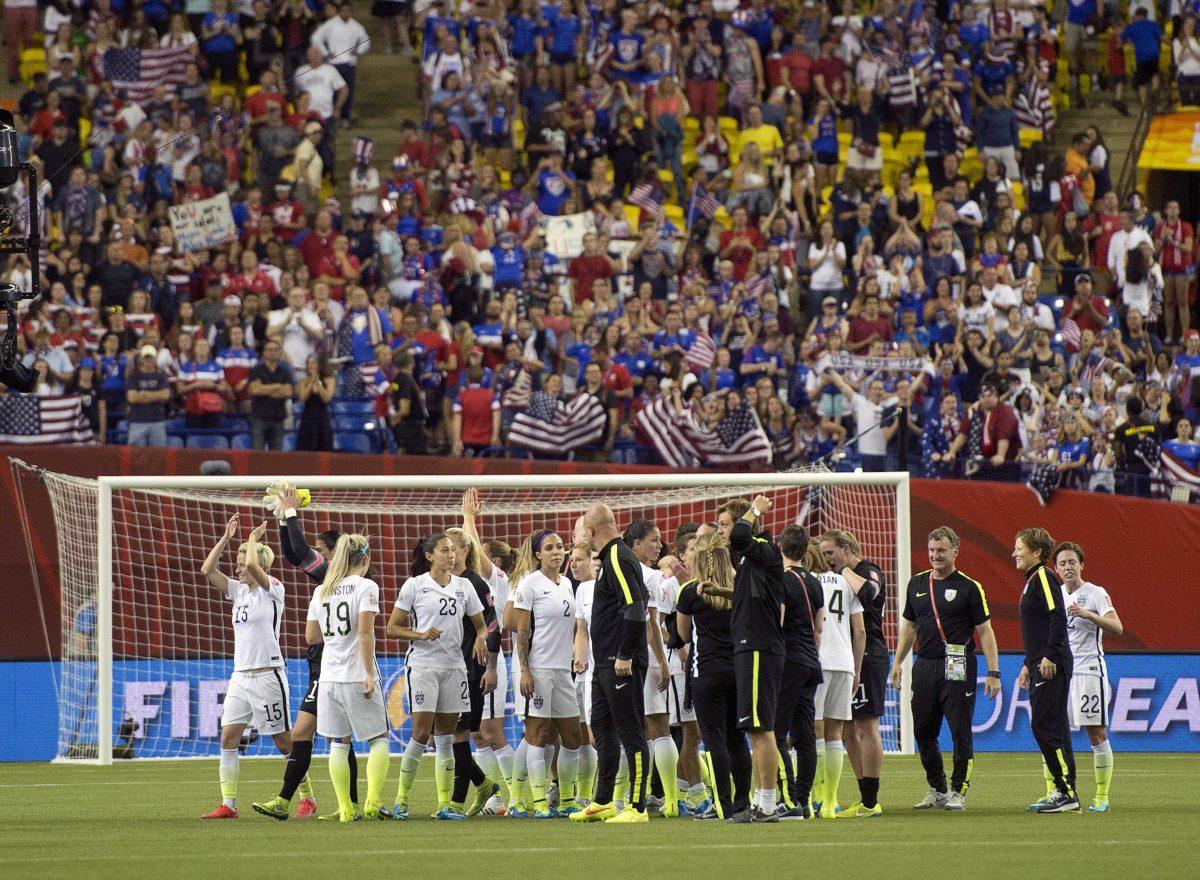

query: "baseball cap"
(1075, 273), (1093, 286)
(821, 296), (839, 307)
(1185, 329), (1200, 340)
(223, 294), (241, 307)
(139, 344), (157, 359)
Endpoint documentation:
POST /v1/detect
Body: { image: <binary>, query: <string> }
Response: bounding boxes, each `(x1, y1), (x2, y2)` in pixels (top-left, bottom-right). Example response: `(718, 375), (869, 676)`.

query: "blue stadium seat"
(334, 432), (372, 454)
(283, 432), (297, 451)
(223, 416), (249, 434)
(166, 435), (185, 449)
(186, 433), (230, 450)
(334, 415), (375, 433)
(230, 433), (253, 449)
(168, 417), (187, 434)
(332, 398), (376, 417)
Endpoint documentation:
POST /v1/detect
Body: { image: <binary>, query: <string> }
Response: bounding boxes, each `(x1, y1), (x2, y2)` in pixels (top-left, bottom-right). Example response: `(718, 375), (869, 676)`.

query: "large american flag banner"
(633, 396), (771, 470)
(0, 394), (95, 445)
(1156, 447), (1200, 501)
(508, 390), (608, 456)
(103, 47), (190, 101)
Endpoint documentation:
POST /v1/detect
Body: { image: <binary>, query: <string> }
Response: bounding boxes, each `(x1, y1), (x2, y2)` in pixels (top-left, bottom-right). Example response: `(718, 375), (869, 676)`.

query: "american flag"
(0, 394), (95, 445)
(508, 390), (608, 456)
(633, 396), (772, 470)
(1078, 350), (1116, 385)
(1060, 316), (1081, 349)
(102, 47), (190, 101)
(628, 182), (664, 224)
(1157, 447), (1200, 500)
(744, 269), (772, 301)
(687, 184), (721, 224)
(684, 330), (716, 374)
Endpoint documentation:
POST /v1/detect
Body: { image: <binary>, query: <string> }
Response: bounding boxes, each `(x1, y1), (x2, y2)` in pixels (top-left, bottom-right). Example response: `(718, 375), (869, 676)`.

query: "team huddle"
(198, 485), (1121, 824)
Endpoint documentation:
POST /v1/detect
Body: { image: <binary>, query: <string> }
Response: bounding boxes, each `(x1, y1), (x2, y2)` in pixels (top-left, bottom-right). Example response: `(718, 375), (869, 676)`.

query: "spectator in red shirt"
(593, 343), (633, 403)
(846, 294), (894, 352)
(244, 69), (288, 126)
(812, 37), (850, 106)
(946, 382), (1022, 472)
(1154, 199), (1195, 345)
(267, 183), (306, 243)
(450, 365), (500, 455)
(1083, 190), (1121, 291)
(224, 249), (278, 301)
(567, 232), (615, 304)
(717, 206), (764, 280)
(1063, 273), (1110, 350)
(298, 208), (337, 278)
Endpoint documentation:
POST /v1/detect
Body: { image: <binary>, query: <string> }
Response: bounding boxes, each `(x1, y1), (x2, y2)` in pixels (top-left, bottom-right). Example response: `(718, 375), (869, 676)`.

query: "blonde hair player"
(199, 516), (293, 820)
(310, 534), (391, 821)
(387, 533), (488, 820)
(1053, 541), (1122, 813)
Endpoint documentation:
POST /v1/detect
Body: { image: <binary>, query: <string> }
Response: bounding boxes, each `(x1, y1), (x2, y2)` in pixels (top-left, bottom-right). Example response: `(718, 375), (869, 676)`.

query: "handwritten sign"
(168, 193), (237, 253)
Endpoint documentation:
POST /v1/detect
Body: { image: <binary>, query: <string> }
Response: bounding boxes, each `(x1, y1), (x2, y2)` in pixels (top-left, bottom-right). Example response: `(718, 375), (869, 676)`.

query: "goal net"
(16, 468), (912, 763)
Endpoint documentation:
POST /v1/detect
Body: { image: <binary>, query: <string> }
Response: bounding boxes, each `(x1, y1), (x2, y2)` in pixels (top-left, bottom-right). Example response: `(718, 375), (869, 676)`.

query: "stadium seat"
(166, 435), (185, 449)
(230, 433), (253, 450)
(334, 432), (372, 454)
(223, 416), (249, 434)
(282, 432), (297, 452)
(331, 398), (375, 417)
(1019, 128), (1044, 148)
(334, 415), (375, 433)
(185, 433), (230, 450)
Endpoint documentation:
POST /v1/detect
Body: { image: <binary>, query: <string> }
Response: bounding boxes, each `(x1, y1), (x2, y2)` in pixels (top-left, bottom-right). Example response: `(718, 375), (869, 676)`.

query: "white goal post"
(43, 470), (914, 763)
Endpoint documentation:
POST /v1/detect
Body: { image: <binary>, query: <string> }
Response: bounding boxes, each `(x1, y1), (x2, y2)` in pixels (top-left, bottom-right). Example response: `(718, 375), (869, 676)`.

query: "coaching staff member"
(724, 495), (785, 824)
(571, 503), (652, 823)
(1013, 527), (1078, 813)
(891, 526), (1000, 811)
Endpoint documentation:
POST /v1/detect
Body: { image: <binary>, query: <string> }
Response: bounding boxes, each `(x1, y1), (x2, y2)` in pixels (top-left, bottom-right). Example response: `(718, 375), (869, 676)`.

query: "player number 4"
(829, 590), (844, 623)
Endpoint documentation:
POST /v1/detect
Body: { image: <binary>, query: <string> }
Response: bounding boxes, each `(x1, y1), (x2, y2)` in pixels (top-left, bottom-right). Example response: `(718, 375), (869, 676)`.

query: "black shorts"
(734, 650), (782, 731)
(371, 0), (409, 16)
(815, 150), (839, 167)
(852, 659), (888, 718)
(1134, 59), (1158, 88)
(550, 51), (575, 65)
(299, 678), (319, 716)
(456, 666), (485, 733)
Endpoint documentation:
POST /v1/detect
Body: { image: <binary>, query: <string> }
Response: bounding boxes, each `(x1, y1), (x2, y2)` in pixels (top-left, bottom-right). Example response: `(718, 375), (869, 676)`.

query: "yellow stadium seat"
(836, 131), (852, 149)
(683, 117), (700, 132)
(624, 204), (641, 228)
(1019, 128), (1044, 148)
(19, 47), (47, 84)
(1010, 181), (1025, 210)
(718, 115), (739, 133)
(820, 184), (833, 204)
(498, 169), (511, 188)
(244, 85), (261, 98)
(210, 81), (238, 102)
(664, 203), (684, 223)
(682, 148), (698, 167)
(78, 117), (91, 147)
(713, 205), (730, 226)
(657, 168), (675, 185)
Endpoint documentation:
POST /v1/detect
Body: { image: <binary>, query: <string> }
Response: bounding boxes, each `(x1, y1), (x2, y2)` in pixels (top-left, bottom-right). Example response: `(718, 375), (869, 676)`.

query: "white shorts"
(667, 671), (696, 725)
(576, 674), (591, 723)
(480, 650), (509, 722)
(523, 667), (578, 719)
(407, 665), (469, 715)
(644, 664), (669, 716)
(815, 670), (854, 722)
(1069, 673), (1111, 728)
(221, 669), (291, 736)
(316, 679), (389, 741)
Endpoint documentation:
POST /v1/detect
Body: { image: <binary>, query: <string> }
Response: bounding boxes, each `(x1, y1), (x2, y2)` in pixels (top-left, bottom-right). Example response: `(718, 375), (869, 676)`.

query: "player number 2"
(828, 590), (844, 623)
(562, 599), (572, 617)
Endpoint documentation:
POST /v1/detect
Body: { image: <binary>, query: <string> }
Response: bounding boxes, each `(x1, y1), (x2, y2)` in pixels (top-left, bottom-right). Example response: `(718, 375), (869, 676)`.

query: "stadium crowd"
(2, 0), (1200, 500)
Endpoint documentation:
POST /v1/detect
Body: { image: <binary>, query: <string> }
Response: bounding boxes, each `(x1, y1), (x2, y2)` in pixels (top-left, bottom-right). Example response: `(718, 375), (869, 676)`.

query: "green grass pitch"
(3, 753), (1197, 880)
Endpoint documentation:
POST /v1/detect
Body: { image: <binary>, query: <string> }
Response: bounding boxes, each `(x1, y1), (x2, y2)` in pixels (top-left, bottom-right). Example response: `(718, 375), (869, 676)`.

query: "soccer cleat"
(837, 802), (883, 818)
(693, 804), (720, 820)
(692, 797), (713, 815)
(294, 797), (317, 820)
(730, 806), (779, 824)
(1088, 800), (1109, 813)
(818, 803), (840, 819)
(506, 806), (532, 819)
(943, 792), (966, 811)
(546, 782), (560, 810)
(202, 804), (239, 819)
(391, 802), (411, 820)
(435, 807), (467, 821)
(914, 789), (950, 809)
(251, 796), (290, 820)
(812, 800), (823, 814)
(661, 798), (680, 818)
(338, 809), (361, 823)
(1031, 791), (1080, 813)
(558, 804), (582, 817)
(644, 794), (664, 815)
(467, 780), (500, 817)
(778, 805), (807, 821)
(570, 801), (616, 822)
(533, 808), (560, 819)
(1027, 794), (1054, 812)
(364, 805), (394, 821)
(605, 807), (649, 823)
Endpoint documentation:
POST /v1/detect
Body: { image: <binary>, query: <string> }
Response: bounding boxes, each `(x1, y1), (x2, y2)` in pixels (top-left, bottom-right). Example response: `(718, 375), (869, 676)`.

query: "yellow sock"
(434, 734), (455, 808)
(395, 738), (424, 806)
(813, 740), (826, 804)
(1093, 741), (1113, 801)
(328, 744), (352, 815)
(824, 741), (845, 807)
(366, 739), (390, 811)
(297, 775), (314, 799)
(219, 748), (238, 806)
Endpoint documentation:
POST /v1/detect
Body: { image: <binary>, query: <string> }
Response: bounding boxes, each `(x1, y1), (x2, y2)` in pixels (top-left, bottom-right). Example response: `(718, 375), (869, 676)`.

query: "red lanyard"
(929, 571), (949, 644)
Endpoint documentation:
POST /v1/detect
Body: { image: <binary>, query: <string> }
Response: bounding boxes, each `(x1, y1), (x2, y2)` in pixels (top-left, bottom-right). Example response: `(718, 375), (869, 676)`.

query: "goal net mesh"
(33, 472), (903, 761)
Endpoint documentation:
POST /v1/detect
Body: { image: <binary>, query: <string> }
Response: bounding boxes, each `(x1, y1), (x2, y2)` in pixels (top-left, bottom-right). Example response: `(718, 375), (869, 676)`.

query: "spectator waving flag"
(1060, 316), (1081, 349)
(1079, 350), (1118, 385)
(0, 394), (95, 445)
(633, 395), (772, 469)
(684, 330), (717, 374)
(508, 390), (608, 456)
(103, 46), (190, 101)
(1158, 447), (1200, 499)
(687, 184), (720, 225)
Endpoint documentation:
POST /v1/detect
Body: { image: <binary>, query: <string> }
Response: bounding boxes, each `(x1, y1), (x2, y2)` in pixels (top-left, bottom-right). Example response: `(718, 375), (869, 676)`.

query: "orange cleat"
(295, 797), (317, 819)
(202, 804), (239, 819)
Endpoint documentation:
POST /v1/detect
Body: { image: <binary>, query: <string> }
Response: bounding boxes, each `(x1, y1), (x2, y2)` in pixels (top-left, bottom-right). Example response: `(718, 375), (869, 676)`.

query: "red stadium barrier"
(5, 447), (1200, 658)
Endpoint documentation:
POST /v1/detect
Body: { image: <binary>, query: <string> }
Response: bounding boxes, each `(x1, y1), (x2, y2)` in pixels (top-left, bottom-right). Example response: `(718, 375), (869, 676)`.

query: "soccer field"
(3, 754), (1197, 880)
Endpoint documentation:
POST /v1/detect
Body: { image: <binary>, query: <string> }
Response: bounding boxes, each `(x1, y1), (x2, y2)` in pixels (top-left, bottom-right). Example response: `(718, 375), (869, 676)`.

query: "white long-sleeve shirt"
(311, 15), (372, 66)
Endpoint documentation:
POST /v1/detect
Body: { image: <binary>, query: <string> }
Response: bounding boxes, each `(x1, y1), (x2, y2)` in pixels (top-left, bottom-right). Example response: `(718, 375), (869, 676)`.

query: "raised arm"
(200, 514), (239, 591)
(242, 521), (271, 589)
(460, 488), (494, 580)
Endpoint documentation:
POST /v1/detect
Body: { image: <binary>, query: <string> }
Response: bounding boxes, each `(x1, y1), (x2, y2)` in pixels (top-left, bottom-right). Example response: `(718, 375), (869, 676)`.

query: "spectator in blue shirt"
(740, 332), (786, 391)
(1162, 417), (1200, 474)
(652, 311), (696, 358)
(1121, 9), (1163, 106)
(534, 153), (577, 216)
(699, 347), (738, 392)
(489, 232), (527, 291)
(972, 45), (1015, 103)
(1064, 0), (1099, 104)
(200, 0), (242, 84)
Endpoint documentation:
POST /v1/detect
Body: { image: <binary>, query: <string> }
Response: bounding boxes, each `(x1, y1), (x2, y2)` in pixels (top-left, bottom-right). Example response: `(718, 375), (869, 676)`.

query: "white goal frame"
(92, 472), (914, 764)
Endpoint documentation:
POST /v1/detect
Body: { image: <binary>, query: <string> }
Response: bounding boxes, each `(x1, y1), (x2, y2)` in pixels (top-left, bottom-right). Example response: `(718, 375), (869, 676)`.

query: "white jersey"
(818, 571), (863, 674)
(641, 563), (664, 669)
(513, 571), (576, 670)
(1064, 581), (1114, 676)
(488, 566), (511, 628)
(395, 572), (484, 670)
(656, 574), (685, 676)
(225, 575), (285, 672)
(574, 579), (595, 678)
(307, 575), (380, 682)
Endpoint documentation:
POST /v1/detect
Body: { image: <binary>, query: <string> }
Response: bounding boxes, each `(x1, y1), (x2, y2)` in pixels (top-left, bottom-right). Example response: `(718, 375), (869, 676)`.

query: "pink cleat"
(202, 804), (239, 819)
(295, 797), (318, 819)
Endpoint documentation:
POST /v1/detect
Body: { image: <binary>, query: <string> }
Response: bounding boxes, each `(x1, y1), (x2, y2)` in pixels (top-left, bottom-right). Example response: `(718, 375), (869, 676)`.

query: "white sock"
(752, 789), (761, 809)
(511, 739), (529, 805)
(394, 737), (425, 806)
(433, 734), (455, 806)
(760, 787), (777, 813)
(219, 748), (239, 808)
(474, 746), (500, 783)
(528, 742), (548, 807)
(494, 743), (515, 789)
(558, 747), (580, 805)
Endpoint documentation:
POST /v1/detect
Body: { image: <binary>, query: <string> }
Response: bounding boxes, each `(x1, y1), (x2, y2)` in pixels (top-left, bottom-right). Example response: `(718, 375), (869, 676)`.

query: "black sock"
(452, 740), (473, 803)
(347, 746), (359, 804)
(856, 775), (866, 800)
(279, 739), (313, 801)
(861, 777), (880, 809)
(469, 758), (485, 787)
